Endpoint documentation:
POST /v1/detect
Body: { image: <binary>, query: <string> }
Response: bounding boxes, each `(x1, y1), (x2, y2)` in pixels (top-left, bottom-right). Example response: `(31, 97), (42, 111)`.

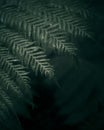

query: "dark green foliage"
(18, 0), (93, 39)
(0, 0), (95, 129)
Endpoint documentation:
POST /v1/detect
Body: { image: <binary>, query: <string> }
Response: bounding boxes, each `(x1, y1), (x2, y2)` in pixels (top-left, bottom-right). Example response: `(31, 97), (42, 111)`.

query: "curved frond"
(0, 47), (33, 102)
(0, 6), (77, 54)
(0, 25), (54, 78)
(41, 5), (93, 39)
(17, 0), (93, 39)
(0, 70), (26, 106)
(0, 69), (31, 115)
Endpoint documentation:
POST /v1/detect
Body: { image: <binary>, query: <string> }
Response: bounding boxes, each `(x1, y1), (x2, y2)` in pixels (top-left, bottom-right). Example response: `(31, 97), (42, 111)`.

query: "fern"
(0, 47), (32, 103)
(0, 70), (28, 109)
(0, 25), (54, 78)
(0, 0), (94, 129)
(0, 6), (77, 54)
(17, 0), (93, 39)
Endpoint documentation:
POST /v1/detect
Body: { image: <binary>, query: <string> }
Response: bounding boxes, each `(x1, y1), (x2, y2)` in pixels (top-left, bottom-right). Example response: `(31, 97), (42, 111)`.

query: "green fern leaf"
(17, 0), (93, 39)
(41, 5), (92, 38)
(0, 70), (31, 116)
(0, 25), (54, 78)
(0, 47), (33, 103)
(0, 6), (77, 54)
(0, 70), (26, 106)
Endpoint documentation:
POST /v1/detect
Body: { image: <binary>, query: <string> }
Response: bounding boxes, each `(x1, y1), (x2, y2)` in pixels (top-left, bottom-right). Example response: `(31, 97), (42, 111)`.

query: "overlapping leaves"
(0, 0), (94, 129)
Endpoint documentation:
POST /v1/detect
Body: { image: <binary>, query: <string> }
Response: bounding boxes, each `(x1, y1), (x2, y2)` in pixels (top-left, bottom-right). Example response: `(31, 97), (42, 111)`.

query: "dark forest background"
(0, 0), (104, 130)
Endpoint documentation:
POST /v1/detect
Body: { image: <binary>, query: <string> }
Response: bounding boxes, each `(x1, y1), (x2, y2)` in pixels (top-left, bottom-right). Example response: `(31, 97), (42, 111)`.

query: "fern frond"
(41, 5), (92, 38)
(17, 0), (93, 39)
(0, 6), (77, 54)
(0, 25), (54, 78)
(0, 69), (31, 115)
(0, 70), (26, 105)
(0, 47), (33, 102)
(0, 47), (30, 86)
